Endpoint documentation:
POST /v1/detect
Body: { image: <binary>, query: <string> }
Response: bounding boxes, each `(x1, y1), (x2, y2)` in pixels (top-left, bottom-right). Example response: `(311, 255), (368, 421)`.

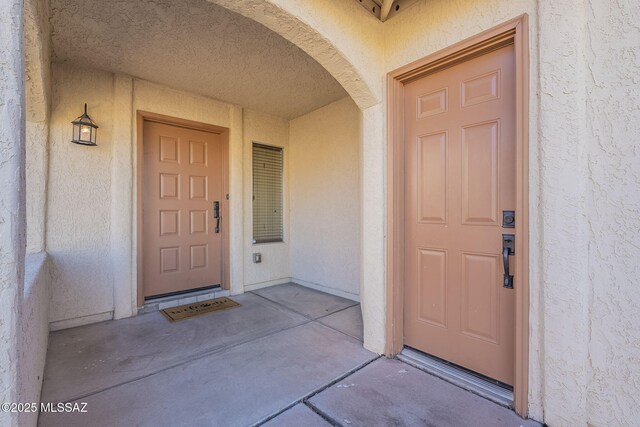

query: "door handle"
(502, 234), (515, 289)
(213, 201), (220, 234)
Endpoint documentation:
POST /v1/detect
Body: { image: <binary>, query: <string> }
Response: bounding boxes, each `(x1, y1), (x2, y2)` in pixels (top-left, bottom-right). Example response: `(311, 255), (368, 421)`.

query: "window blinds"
(252, 143), (284, 243)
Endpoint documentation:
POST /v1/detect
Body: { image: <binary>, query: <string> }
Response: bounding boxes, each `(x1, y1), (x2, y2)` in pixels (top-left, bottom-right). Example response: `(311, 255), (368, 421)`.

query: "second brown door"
(142, 120), (225, 298)
(403, 44), (516, 385)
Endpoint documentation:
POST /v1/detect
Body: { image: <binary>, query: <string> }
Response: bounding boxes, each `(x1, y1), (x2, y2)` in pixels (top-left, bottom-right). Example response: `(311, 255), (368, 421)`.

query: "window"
(252, 143), (284, 244)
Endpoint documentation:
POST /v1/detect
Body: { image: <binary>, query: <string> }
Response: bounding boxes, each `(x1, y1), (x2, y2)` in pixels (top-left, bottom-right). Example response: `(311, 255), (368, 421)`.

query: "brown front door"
(142, 120), (225, 298)
(403, 44), (516, 385)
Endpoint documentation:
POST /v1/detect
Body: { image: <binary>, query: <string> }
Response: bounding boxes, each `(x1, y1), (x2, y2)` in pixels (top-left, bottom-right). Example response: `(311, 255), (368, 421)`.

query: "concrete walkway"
(39, 283), (538, 426)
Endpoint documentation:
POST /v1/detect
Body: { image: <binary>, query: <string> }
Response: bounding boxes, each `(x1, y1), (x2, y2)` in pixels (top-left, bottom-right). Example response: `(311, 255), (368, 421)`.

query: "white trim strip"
(398, 347), (513, 408)
(49, 311), (113, 331)
(291, 278), (360, 302)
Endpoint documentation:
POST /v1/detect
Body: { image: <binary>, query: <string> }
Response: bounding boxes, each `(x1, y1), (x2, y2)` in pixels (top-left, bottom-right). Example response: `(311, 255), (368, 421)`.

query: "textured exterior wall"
(19, 253), (50, 427)
(585, 1), (640, 425)
(0, 0), (26, 425)
(360, 103), (386, 353)
(25, 0), (51, 254)
(289, 97), (361, 299)
(20, 4), (51, 426)
(47, 63), (115, 326)
(242, 109), (291, 289)
(24, 0), (50, 124)
(26, 122), (48, 253)
(110, 75), (134, 319)
(536, 2), (590, 424)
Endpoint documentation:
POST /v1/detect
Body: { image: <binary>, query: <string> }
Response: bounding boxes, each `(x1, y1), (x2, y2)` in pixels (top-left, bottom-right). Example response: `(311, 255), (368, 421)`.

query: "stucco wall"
(289, 97), (361, 300)
(0, 1), (26, 425)
(20, 3), (51, 427)
(47, 63), (115, 327)
(585, 1), (640, 425)
(26, 122), (48, 254)
(25, 0), (51, 254)
(47, 62), (295, 326)
(242, 110), (291, 290)
(19, 253), (50, 427)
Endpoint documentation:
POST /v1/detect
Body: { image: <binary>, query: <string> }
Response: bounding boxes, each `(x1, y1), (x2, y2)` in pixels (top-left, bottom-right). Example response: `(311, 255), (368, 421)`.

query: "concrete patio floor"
(39, 283), (538, 426)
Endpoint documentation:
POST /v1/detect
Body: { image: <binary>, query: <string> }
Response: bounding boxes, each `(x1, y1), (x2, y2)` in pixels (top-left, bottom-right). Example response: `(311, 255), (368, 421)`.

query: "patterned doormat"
(161, 297), (240, 321)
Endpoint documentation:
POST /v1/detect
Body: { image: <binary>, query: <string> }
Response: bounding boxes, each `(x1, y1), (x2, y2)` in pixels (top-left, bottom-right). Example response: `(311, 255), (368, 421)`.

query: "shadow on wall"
(19, 253), (50, 427)
(47, 250), (114, 326)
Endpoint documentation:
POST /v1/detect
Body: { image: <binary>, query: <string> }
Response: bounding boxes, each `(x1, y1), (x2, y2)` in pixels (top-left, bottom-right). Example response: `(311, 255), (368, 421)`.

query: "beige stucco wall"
(0, 0), (26, 425)
(25, 0), (51, 254)
(584, 1), (640, 425)
(242, 110), (292, 290)
(19, 253), (49, 427)
(289, 97), (361, 300)
(47, 63), (115, 327)
(20, 2), (52, 426)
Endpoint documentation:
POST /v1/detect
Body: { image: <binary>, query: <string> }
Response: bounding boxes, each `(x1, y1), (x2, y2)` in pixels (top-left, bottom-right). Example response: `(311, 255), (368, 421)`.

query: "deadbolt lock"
(502, 210), (515, 228)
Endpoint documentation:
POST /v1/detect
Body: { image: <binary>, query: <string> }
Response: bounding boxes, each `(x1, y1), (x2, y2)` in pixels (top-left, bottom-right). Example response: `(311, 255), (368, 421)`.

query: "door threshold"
(139, 286), (228, 315)
(397, 347), (513, 408)
(145, 284), (221, 301)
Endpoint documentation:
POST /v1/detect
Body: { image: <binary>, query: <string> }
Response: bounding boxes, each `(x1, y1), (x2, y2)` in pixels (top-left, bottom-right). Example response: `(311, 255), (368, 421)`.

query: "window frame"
(252, 142), (285, 245)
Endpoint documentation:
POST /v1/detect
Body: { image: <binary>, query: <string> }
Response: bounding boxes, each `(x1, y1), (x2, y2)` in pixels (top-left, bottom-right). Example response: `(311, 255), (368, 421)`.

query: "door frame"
(136, 111), (231, 305)
(385, 15), (530, 415)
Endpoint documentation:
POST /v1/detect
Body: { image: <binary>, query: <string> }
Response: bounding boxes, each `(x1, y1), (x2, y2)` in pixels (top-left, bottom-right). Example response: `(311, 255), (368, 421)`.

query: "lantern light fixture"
(71, 103), (98, 146)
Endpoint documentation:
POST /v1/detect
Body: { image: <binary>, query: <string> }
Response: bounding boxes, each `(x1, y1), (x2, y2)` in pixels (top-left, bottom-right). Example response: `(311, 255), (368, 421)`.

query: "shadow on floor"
(39, 283), (538, 427)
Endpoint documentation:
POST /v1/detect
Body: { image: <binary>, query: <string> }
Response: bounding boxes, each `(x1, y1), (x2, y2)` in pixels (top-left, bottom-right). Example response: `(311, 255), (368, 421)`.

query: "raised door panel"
(189, 210), (207, 234)
(417, 88), (448, 118)
(160, 247), (180, 274)
(461, 70), (500, 107)
(159, 173), (179, 200)
(189, 176), (208, 200)
(461, 120), (499, 225)
(190, 245), (208, 270)
(159, 136), (179, 163)
(417, 248), (447, 328)
(417, 132), (447, 224)
(189, 140), (207, 166)
(160, 210), (179, 236)
(460, 252), (499, 344)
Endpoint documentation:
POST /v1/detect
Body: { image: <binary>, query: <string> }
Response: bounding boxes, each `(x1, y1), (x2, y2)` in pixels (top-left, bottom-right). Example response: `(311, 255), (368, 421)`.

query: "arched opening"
(24, 0), (387, 424)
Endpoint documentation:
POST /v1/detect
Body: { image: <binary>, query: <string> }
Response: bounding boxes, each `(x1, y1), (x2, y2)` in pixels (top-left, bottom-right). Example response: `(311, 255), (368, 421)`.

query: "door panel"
(461, 120), (499, 225)
(417, 248), (447, 328)
(143, 121), (224, 298)
(404, 44), (516, 385)
(417, 132), (447, 224)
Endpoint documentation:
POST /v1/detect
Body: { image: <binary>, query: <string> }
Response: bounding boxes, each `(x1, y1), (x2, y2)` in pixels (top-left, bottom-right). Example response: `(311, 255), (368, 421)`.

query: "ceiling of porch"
(50, 0), (348, 119)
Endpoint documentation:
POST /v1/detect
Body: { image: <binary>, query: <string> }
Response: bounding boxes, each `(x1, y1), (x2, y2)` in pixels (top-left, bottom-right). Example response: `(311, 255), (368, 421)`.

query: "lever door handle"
(502, 234), (514, 289)
(213, 201), (221, 234)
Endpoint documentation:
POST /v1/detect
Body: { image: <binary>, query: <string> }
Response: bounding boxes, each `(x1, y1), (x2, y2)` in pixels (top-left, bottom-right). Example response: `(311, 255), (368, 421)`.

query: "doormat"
(161, 297), (240, 322)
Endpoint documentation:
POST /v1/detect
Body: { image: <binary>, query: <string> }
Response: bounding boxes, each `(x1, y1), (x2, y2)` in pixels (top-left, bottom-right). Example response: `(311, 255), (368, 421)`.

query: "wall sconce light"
(71, 103), (98, 146)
